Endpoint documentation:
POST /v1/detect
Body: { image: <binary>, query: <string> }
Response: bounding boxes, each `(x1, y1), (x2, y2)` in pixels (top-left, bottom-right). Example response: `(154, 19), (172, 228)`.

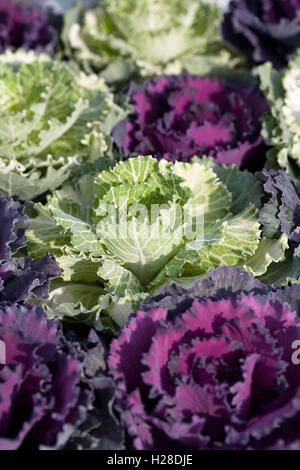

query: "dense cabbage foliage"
(63, 0), (241, 85)
(109, 266), (300, 450)
(0, 304), (123, 450)
(27, 156), (287, 328)
(113, 74), (268, 171)
(0, 0), (299, 453)
(222, 0), (300, 69)
(258, 50), (300, 175)
(0, 51), (128, 200)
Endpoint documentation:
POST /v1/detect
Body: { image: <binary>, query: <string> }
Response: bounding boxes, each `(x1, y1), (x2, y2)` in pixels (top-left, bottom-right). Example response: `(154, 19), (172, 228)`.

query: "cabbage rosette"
(0, 51), (129, 200)
(113, 74), (268, 171)
(27, 156), (287, 328)
(108, 266), (300, 450)
(63, 0), (242, 84)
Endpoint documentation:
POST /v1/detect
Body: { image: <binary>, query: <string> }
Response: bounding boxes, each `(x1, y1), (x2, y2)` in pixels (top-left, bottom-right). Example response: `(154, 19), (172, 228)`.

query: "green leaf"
(27, 202), (70, 259)
(214, 164), (264, 214)
(243, 233), (288, 277)
(258, 253), (300, 286)
(98, 258), (143, 297)
(49, 198), (103, 256)
(199, 204), (260, 272)
(58, 250), (103, 283)
(40, 279), (108, 330)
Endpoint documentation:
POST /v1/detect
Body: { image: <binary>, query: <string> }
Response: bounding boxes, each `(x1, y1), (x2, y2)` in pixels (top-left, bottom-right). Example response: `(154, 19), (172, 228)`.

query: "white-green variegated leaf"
(170, 160), (232, 229)
(151, 204), (261, 292)
(98, 206), (184, 285)
(98, 259), (143, 297)
(258, 253), (300, 286)
(49, 198), (103, 256)
(0, 165), (73, 201)
(213, 164), (264, 214)
(40, 279), (107, 329)
(27, 202), (71, 259)
(258, 53), (300, 174)
(58, 250), (103, 283)
(199, 204), (260, 272)
(244, 233), (288, 277)
(103, 291), (150, 327)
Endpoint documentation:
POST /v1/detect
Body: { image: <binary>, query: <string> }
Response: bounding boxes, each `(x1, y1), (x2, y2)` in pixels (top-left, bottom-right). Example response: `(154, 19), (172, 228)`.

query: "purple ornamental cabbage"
(0, 304), (83, 449)
(259, 170), (300, 257)
(113, 75), (268, 171)
(109, 266), (300, 450)
(0, 1), (60, 54)
(0, 196), (59, 304)
(222, 0), (300, 69)
(0, 305), (123, 450)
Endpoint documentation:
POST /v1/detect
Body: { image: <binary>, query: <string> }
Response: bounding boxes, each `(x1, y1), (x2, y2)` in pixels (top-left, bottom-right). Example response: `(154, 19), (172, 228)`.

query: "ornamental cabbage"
(0, 1), (60, 55)
(222, 0), (300, 69)
(0, 196), (59, 304)
(0, 304), (123, 450)
(109, 266), (300, 450)
(113, 74), (268, 171)
(258, 51), (300, 175)
(0, 51), (129, 200)
(27, 156), (288, 328)
(63, 0), (240, 85)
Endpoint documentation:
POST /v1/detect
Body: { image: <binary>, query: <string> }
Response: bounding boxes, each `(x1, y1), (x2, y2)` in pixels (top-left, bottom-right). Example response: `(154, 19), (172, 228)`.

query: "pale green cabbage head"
(0, 50), (129, 200)
(63, 0), (241, 84)
(27, 156), (287, 329)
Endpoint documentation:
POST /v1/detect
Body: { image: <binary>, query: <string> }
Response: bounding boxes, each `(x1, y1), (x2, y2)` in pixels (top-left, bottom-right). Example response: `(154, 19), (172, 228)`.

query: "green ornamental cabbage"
(258, 49), (300, 176)
(63, 0), (242, 84)
(27, 156), (288, 328)
(0, 50), (129, 200)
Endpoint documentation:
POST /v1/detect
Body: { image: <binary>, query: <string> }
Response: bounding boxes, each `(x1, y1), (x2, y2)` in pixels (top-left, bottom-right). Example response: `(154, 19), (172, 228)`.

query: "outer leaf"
(213, 164), (264, 214)
(27, 202), (71, 259)
(98, 259), (143, 297)
(43, 279), (105, 326)
(244, 233), (288, 277)
(199, 204), (260, 272)
(258, 253), (300, 286)
(49, 198), (103, 257)
(58, 250), (103, 283)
